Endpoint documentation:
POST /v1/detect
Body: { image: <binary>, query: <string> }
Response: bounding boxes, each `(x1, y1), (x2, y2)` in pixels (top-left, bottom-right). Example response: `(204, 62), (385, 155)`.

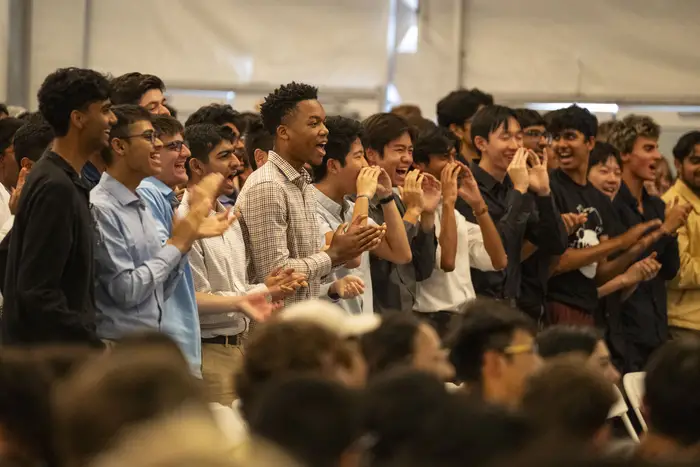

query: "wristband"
(379, 195), (395, 205)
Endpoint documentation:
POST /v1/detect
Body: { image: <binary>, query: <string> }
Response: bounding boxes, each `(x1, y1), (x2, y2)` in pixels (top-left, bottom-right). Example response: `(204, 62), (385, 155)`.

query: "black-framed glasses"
(165, 140), (189, 153)
(123, 130), (160, 145)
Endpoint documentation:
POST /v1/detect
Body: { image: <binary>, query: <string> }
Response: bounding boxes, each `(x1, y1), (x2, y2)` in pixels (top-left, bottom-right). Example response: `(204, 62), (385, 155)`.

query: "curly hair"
(545, 105), (598, 141)
(259, 82), (319, 135)
(37, 67), (111, 137)
(311, 115), (364, 182)
(607, 114), (660, 154)
(13, 118), (54, 166)
(596, 120), (616, 143)
(184, 103), (244, 132)
(110, 72), (165, 106)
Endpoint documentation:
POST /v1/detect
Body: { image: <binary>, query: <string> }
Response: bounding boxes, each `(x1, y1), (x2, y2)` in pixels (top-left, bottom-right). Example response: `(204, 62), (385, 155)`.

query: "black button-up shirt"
(612, 182), (679, 348)
(2, 151), (100, 345)
(458, 164), (567, 300)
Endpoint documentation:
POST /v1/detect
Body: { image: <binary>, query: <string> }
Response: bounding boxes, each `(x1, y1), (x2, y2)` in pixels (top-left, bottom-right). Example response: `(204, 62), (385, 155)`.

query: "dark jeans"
(414, 311), (456, 340)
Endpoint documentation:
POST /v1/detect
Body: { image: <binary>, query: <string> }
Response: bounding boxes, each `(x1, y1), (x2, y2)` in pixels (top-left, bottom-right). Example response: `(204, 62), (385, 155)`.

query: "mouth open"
(316, 142), (327, 156)
(395, 168), (409, 177)
(174, 160), (186, 171)
(602, 186), (617, 195)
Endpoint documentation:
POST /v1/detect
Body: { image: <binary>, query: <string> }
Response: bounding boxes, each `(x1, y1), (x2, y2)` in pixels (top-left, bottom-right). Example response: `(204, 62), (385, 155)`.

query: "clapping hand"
(507, 148), (530, 194)
(526, 149), (551, 196)
(330, 275), (365, 299)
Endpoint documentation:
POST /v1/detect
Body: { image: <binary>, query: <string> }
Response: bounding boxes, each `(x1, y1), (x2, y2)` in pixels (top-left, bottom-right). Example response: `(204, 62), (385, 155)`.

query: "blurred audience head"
(587, 142), (623, 200)
(448, 299), (540, 409)
(362, 113), (415, 187)
(436, 88), (493, 160)
(0, 118), (25, 189)
(12, 117), (54, 171)
(244, 116), (273, 170)
(672, 130), (700, 192)
(110, 72), (169, 115)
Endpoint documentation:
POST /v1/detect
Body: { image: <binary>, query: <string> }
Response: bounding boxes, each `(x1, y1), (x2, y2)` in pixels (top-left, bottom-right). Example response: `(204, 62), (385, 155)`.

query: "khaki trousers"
(201, 341), (244, 406)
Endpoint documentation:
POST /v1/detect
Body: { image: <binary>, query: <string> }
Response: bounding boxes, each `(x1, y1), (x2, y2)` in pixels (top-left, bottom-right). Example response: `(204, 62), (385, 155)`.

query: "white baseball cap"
(279, 299), (380, 338)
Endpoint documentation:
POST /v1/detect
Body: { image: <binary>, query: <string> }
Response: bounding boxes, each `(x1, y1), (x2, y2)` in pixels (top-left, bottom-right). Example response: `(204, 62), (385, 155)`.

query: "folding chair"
(608, 384), (639, 442)
(623, 372), (648, 432)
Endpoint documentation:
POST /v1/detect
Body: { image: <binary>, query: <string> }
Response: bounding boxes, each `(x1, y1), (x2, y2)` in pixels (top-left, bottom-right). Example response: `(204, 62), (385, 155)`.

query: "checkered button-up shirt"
(235, 151), (332, 306)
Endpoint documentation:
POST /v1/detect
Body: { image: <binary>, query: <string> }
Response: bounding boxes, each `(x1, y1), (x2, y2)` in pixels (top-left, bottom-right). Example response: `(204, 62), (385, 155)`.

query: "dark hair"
(164, 103), (178, 118)
(448, 299), (536, 384)
(645, 338), (700, 446)
(391, 104), (422, 120)
(608, 115), (661, 155)
(260, 82), (319, 135)
(412, 125), (453, 165)
(16, 111), (45, 124)
(101, 104), (152, 166)
(183, 123), (235, 177)
(110, 72), (165, 106)
(248, 376), (364, 467)
(151, 114), (184, 138)
(536, 326), (601, 359)
(672, 131), (700, 163)
(37, 67), (111, 137)
(521, 358), (616, 442)
(470, 105), (519, 157)
(436, 88), (494, 129)
(12, 119), (54, 166)
(311, 116), (364, 182)
(238, 111), (262, 134)
(244, 117), (274, 170)
(514, 108), (545, 129)
(0, 118), (25, 154)
(587, 142), (622, 173)
(184, 104), (244, 133)
(546, 105), (598, 140)
(361, 314), (423, 377)
(235, 320), (346, 421)
(0, 103), (8, 116)
(362, 113), (415, 158)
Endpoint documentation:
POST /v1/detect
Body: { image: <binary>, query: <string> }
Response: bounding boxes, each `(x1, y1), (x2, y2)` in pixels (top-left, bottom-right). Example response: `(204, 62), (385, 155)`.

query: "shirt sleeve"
(92, 204), (183, 309)
(239, 180), (332, 282)
(525, 194), (568, 255)
(464, 216), (497, 272)
(137, 186), (172, 244)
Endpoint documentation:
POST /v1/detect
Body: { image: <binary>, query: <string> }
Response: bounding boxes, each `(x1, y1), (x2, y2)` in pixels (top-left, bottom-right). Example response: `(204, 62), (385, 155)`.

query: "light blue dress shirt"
(137, 177), (202, 377)
(91, 173), (185, 340)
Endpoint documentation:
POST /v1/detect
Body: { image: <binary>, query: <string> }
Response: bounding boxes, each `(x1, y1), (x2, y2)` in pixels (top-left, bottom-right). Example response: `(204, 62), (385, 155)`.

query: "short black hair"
(184, 104), (244, 132)
(259, 82), (319, 135)
(470, 105), (519, 157)
(514, 108), (545, 129)
(151, 114), (184, 138)
(0, 118), (25, 154)
(645, 338), (700, 446)
(101, 104), (152, 166)
(362, 113), (415, 157)
(412, 125), (453, 165)
(361, 314), (422, 378)
(588, 142), (622, 172)
(238, 111), (263, 134)
(37, 67), (111, 137)
(436, 88), (494, 128)
(244, 117), (274, 171)
(183, 123), (235, 177)
(0, 103), (8, 116)
(448, 299), (536, 384)
(248, 376), (364, 467)
(16, 111), (44, 124)
(110, 72), (165, 106)
(672, 131), (700, 163)
(546, 105), (598, 140)
(311, 116), (364, 182)
(537, 326), (601, 359)
(12, 119), (54, 166)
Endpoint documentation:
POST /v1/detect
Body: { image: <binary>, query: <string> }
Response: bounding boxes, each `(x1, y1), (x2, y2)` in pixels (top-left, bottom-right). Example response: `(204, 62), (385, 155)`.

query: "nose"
(319, 122), (329, 136)
(153, 136), (164, 150)
(181, 144), (191, 158)
(230, 154), (241, 168)
(108, 110), (117, 126)
(158, 105), (171, 116)
(652, 149), (662, 160)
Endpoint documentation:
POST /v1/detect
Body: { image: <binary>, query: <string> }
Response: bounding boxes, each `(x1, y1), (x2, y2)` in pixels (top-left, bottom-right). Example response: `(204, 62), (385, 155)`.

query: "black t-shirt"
(546, 169), (621, 314)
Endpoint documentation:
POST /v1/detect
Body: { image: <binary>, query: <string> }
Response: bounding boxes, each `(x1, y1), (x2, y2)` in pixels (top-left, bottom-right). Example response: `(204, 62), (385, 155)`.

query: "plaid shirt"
(235, 151), (332, 306)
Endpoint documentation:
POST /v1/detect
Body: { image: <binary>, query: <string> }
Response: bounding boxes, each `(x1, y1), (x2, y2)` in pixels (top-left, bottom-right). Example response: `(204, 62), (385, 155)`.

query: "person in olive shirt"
(3, 68), (116, 345)
(461, 105), (568, 304)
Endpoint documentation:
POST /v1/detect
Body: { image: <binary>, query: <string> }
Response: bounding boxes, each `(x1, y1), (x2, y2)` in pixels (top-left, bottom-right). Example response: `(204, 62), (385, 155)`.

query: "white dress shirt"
(414, 204), (496, 313)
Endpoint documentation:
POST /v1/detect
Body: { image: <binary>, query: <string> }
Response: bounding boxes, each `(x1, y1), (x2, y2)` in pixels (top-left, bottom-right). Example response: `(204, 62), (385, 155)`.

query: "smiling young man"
(607, 115), (689, 370)
(3, 68), (115, 345)
(362, 112), (441, 314)
(436, 88), (494, 164)
(312, 115), (412, 316)
(465, 105), (567, 305)
(110, 72), (170, 115)
(236, 82), (384, 307)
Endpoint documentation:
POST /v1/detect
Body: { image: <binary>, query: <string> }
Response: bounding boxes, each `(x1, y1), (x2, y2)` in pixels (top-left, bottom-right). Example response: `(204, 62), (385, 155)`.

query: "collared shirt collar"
(617, 180), (649, 210)
(46, 151), (92, 191)
(470, 162), (511, 192)
(100, 172), (141, 207)
(313, 186), (351, 219)
(181, 189), (227, 216)
(267, 151), (312, 186)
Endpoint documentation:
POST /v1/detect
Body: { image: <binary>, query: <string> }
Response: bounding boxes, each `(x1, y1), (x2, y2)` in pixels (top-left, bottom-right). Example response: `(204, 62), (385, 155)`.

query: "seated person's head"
(642, 337), (700, 459)
(110, 72), (169, 115)
(521, 357), (617, 449)
(235, 320), (354, 420)
(361, 313), (455, 381)
(537, 325), (620, 385)
(247, 375), (365, 467)
(54, 341), (205, 467)
(448, 299), (541, 409)
(587, 142), (622, 200)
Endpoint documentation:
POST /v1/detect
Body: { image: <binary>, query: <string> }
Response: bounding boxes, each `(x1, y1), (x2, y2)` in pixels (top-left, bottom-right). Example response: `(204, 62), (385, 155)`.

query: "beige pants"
(201, 341), (244, 406)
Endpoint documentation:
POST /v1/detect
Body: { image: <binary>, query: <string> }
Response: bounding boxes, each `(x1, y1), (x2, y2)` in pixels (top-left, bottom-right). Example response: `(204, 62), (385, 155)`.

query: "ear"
(449, 123), (465, 139)
(277, 124), (290, 142)
(109, 137), (126, 158)
(188, 157), (204, 177)
(674, 158), (682, 174)
(70, 109), (86, 131)
(327, 158), (342, 175)
(474, 135), (489, 155)
(254, 148), (268, 169)
(365, 148), (380, 166)
(585, 136), (596, 152)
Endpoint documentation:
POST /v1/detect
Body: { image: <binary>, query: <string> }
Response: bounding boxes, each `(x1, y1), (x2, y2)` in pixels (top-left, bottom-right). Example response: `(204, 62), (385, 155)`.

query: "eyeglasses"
(123, 130), (160, 145)
(524, 129), (553, 144)
(502, 343), (538, 356)
(165, 140), (189, 153)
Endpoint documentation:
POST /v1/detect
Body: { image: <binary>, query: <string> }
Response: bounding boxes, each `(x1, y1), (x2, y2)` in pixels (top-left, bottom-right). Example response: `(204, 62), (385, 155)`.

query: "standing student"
(3, 68), (115, 345)
(312, 116), (412, 315)
(608, 115), (688, 371)
(236, 82), (384, 307)
(436, 88), (494, 164)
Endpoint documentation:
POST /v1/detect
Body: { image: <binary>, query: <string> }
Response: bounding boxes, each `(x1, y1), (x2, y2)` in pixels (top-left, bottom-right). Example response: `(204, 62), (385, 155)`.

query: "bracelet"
(473, 204), (489, 217)
(379, 195), (395, 205)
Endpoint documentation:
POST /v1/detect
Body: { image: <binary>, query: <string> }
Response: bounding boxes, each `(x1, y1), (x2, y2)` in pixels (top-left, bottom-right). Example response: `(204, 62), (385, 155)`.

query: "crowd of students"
(0, 68), (700, 467)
